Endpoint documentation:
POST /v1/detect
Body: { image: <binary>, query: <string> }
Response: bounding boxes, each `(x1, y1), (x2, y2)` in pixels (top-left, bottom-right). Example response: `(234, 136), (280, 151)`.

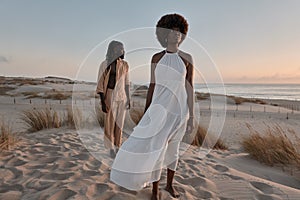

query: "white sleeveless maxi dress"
(110, 51), (189, 190)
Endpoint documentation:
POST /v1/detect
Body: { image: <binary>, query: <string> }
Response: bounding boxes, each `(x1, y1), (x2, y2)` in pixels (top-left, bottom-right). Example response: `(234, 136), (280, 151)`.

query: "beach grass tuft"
(0, 86), (16, 95)
(65, 106), (84, 129)
(43, 91), (71, 100)
(94, 106), (105, 128)
(191, 125), (228, 150)
(195, 92), (210, 100)
(228, 96), (266, 105)
(21, 108), (63, 132)
(243, 123), (300, 167)
(0, 121), (17, 151)
(129, 107), (144, 125)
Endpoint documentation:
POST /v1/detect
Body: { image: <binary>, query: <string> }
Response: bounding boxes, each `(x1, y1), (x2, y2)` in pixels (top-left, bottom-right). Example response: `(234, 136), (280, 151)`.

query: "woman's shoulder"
(178, 50), (193, 66)
(151, 50), (165, 63)
(178, 50), (192, 60)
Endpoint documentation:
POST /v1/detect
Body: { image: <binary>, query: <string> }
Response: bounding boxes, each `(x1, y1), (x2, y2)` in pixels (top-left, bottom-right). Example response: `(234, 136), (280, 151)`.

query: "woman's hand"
(101, 102), (108, 113)
(186, 116), (194, 134)
(125, 99), (131, 110)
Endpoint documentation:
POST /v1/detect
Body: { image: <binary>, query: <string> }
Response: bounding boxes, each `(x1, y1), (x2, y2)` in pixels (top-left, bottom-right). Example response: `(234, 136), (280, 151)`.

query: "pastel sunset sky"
(1, 0), (300, 84)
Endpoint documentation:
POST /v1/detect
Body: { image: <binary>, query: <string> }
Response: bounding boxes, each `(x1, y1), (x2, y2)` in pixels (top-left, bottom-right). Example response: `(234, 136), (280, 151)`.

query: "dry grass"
(195, 92), (210, 100)
(0, 77), (44, 86)
(228, 96), (266, 105)
(132, 90), (148, 98)
(0, 86), (16, 95)
(92, 105), (144, 130)
(21, 108), (63, 132)
(190, 124), (228, 150)
(129, 107), (144, 124)
(17, 78), (43, 86)
(132, 85), (149, 98)
(43, 91), (71, 100)
(22, 91), (71, 100)
(0, 121), (17, 151)
(122, 107), (145, 131)
(0, 76), (5, 84)
(242, 123), (300, 167)
(65, 107), (84, 129)
(94, 106), (105, 128)
(21, 107), (88, 131)
(90, 92), (100, 99)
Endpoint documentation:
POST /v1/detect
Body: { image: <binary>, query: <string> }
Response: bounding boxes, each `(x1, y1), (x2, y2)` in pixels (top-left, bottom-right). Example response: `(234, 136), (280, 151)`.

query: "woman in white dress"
(110, 13), (194, 200)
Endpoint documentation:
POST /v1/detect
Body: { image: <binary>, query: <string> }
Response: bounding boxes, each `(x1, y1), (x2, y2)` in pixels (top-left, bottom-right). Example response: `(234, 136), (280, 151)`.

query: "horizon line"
(1, 75), (300, 85)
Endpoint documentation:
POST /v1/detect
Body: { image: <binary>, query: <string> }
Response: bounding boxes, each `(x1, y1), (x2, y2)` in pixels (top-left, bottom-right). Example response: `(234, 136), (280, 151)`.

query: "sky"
(1, 0), (300, 84)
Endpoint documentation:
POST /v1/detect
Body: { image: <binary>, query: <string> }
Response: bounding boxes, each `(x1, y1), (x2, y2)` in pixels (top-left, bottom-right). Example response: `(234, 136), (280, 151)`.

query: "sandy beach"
(1, 77), (300, 199)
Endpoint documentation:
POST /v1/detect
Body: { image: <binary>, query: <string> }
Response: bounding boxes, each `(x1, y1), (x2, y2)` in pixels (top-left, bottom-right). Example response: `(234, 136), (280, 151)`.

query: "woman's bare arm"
(185, 54), (195, 118)
(144, 57), (156, 113)
(144, 52), (164, 113)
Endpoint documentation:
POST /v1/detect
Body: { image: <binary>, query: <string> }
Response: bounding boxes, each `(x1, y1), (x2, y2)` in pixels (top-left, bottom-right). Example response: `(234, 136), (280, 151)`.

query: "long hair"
(106, 40), (124, 67)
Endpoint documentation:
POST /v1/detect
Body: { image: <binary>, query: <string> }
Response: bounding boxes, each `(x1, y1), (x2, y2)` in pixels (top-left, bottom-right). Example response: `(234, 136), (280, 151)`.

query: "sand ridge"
(1, 128), (300, 199)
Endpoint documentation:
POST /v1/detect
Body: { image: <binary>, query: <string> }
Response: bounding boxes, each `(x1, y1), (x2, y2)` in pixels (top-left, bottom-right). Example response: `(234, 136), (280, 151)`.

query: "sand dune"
(1, 77), (300, 199)
(1, 129), (300, 199)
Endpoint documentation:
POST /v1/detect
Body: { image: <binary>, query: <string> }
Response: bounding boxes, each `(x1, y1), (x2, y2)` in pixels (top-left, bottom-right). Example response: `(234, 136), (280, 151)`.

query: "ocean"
(195, 84), (300, 101)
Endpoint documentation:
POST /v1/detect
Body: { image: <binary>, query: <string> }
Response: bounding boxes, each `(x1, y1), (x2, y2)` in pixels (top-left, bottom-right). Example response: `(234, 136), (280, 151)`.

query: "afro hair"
(156, 13), (189, 47)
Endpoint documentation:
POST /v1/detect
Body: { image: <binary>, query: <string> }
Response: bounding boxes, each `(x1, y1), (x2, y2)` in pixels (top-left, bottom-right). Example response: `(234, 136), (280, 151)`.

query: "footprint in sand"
(83, 162), (99, 171)
(81, 169), (99, 177)
(195, 189), (215, 199)
(0, 168), (15, 181)
(208, 159), (218, 163)
(58, 160), (77, 169)
(39, 156), (59, 163)
(27, 148), (44, 155)
(250, 181), (287, 200)
(5, 167), (23, 180)
(255, 193), (282, 200)
(86, 183), (109, 197)
(72, 152), (90, 160)
(25, 164), (47, 170)
(182, 159), (198, 165)
(0, 191), (22, 200)
(41, 172), (75, 180)
(250, 181), (274, 194)
(39, 145), (62, 152)
(0, 184), (23, 194)
(178, 176), (216, 189)
(224, 173), (244, 181)
(25, 179), (54, 191)
(68, 142), (83, 149)
(213, 164), (229, 173)
(219, 197), (234, 200)
(85, 159), (102, 169)
(6, 157), (27, 167)
(48, 188), (77, 200)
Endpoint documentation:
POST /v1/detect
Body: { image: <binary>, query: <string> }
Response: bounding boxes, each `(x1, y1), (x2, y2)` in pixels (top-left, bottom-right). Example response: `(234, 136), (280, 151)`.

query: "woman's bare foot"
(151, 180), (160, 200)
(165, 185), (180, 198)
(151, 191), (160, 200)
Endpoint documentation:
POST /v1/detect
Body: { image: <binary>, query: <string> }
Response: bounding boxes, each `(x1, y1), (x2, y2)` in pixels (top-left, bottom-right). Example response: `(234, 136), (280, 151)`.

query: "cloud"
(0, 56), (9, 63)
(257, 72), (300, 82)
(229, 73), (300, 83)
